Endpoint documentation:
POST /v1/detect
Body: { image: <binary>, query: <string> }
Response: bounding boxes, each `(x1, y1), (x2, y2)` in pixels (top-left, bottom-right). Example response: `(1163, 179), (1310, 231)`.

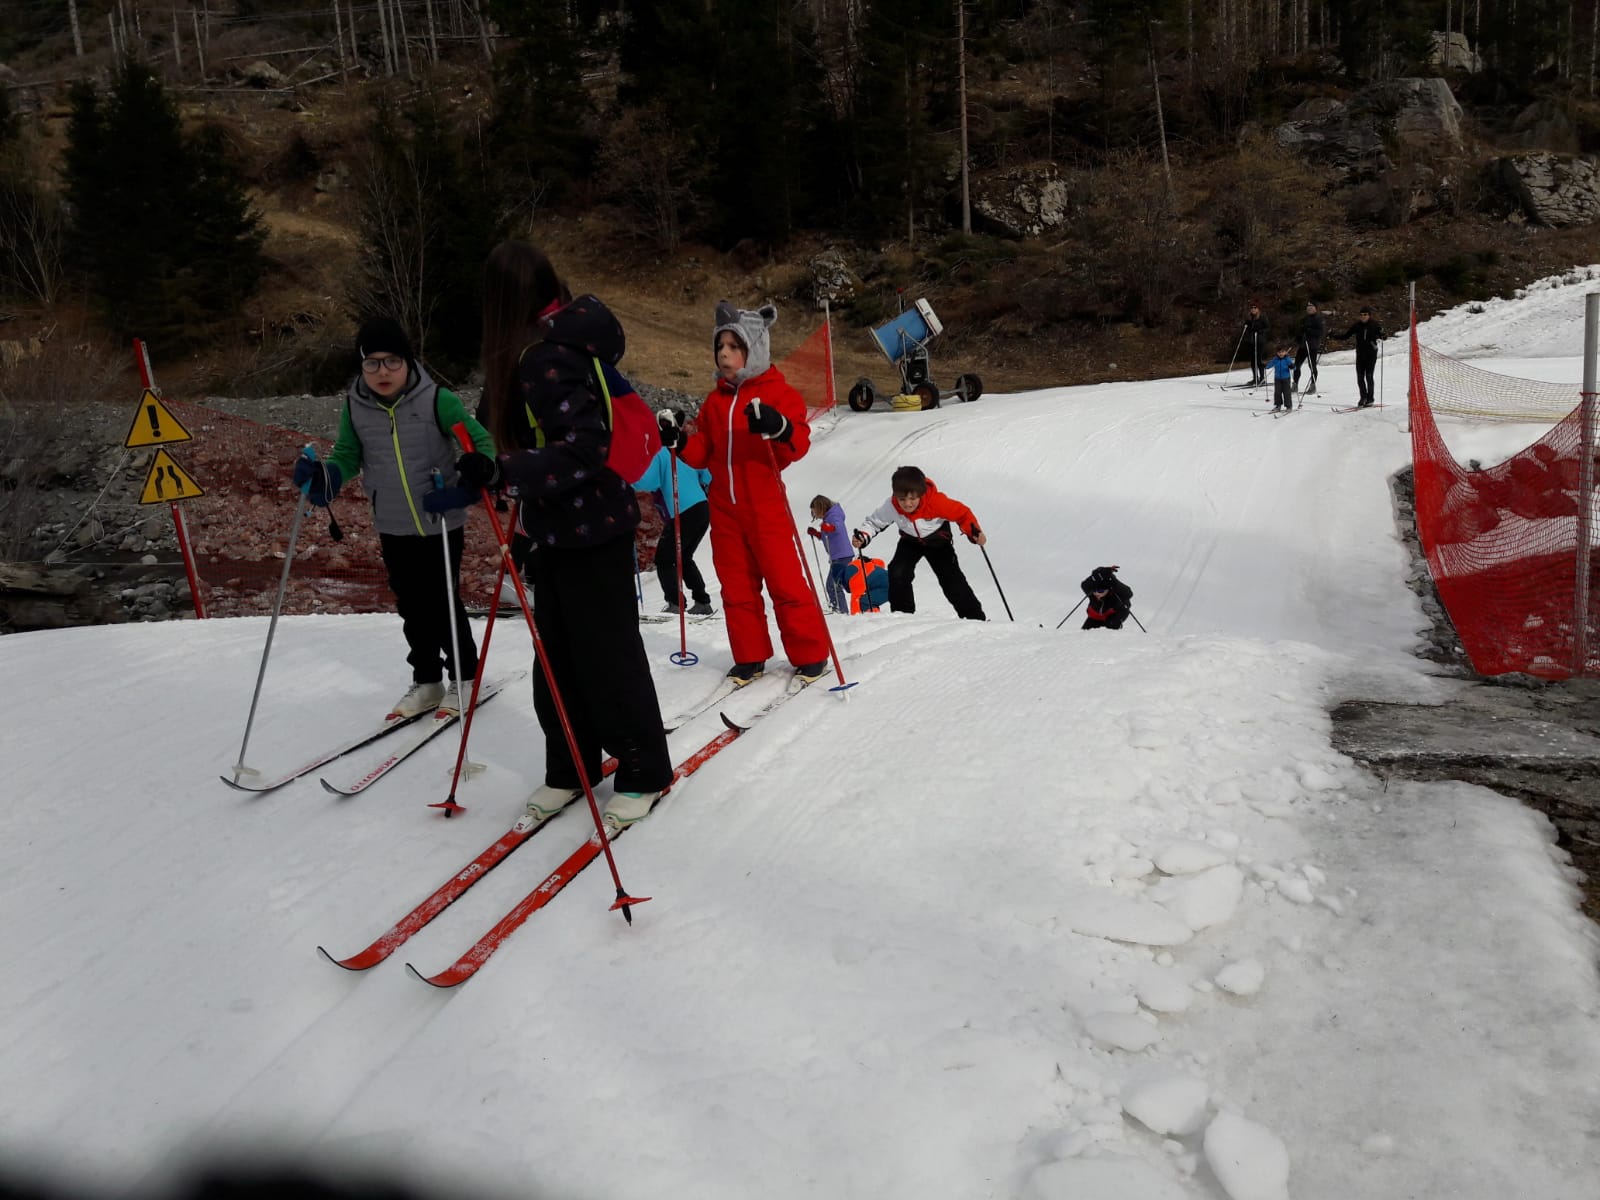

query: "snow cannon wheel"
(953, 372), (983, 403)
(914, 382), (940, 410)
(847, 379), (877, 412)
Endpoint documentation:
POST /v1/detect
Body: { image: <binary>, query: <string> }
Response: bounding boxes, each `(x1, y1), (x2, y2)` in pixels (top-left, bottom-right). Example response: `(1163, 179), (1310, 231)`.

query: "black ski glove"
(743, 400), (791, 442)
(658, 412), (681, 449)
(455, 451), (501, 491)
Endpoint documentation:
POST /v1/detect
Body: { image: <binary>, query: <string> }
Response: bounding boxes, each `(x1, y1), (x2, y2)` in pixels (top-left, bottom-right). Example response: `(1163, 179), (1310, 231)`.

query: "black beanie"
(355, 316), (414, 364)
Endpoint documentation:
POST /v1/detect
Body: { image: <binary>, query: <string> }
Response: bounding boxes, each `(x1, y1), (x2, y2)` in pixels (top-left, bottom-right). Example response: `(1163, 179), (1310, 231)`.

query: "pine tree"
(485, 0), (598, 204)
(61, 61), (263, 351)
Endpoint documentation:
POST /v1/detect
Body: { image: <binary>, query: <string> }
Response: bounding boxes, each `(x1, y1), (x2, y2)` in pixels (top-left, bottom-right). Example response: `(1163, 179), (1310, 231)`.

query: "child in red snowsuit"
(673, 301), (831, 684)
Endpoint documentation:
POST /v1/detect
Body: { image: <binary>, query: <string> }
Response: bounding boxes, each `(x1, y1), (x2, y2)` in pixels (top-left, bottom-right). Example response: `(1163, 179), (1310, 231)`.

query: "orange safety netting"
(1408, 321), (1600, 678)
(160, 315), (835, 620)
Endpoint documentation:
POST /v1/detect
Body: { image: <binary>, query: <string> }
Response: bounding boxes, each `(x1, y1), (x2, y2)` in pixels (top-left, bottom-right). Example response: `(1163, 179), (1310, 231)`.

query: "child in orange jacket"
(852, 465), (987, 620)
(674, 301), (831, 684)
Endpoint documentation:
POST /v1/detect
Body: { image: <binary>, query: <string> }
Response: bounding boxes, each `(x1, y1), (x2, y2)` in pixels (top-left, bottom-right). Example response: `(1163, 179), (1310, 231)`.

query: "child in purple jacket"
(808, 494), (854, 614)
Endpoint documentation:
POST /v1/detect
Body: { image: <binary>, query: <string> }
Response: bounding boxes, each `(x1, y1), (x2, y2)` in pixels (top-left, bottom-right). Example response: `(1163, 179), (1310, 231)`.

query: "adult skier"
(1294, 301), (1326, 395)
(1244, 301), (1271, 386)
(1329, 307), (1386, 407)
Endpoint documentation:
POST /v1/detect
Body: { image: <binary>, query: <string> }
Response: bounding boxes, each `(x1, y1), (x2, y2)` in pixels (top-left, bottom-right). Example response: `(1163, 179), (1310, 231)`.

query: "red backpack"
(591, 359), (662, 483)
(520, 355), (661, 484)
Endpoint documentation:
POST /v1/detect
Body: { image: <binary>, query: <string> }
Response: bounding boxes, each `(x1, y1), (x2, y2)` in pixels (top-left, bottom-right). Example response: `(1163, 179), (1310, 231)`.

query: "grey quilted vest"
(343, 365), (465, 537)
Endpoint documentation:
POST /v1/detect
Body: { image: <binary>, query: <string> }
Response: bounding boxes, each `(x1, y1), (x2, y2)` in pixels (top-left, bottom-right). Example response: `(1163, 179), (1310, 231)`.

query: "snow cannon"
(847, 296), (983, 413)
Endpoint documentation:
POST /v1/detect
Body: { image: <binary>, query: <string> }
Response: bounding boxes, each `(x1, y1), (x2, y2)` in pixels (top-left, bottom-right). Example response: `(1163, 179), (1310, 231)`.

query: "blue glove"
(743, 401), (790, 441)
(423, 486), (474, 514)
(456, 451), (501, 491)
(292, 458), (342, 507)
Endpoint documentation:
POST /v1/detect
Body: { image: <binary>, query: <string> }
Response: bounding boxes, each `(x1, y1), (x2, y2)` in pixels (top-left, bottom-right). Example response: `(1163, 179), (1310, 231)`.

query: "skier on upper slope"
(852, 466), (987, 621)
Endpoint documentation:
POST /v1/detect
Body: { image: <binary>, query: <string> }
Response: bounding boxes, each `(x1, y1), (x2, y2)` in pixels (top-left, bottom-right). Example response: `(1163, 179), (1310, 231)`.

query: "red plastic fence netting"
(162, 316), (835, 619)
(1408, 322), (1600, 678)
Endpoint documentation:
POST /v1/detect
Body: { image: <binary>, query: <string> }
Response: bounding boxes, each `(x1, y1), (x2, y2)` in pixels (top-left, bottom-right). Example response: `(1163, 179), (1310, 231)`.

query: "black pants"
(1274, 378), (1293, 409)
(1294, 343), (1320, 391)
(1249, 335), (1266, 384)
(526, 534), (672, 794)
(655, 500), (711, 606)
(1355, 353), (1377, 405)
(1083, 611), (1128, 630)
(888, 532), (986, 620)
(379, 526), (478, 684)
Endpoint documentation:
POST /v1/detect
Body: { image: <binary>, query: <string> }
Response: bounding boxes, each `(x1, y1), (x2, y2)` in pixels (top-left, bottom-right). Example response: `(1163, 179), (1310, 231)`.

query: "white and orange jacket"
(858, 479), (981, 543)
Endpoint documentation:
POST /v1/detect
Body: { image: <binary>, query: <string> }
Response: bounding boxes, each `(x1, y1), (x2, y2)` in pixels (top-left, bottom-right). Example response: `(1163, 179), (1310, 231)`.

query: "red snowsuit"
(678, 366), (831, 667)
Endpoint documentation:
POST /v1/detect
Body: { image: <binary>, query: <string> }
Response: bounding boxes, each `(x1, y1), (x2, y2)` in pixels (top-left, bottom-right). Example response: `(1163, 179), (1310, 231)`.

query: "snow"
(4, 273), (1600, 1200)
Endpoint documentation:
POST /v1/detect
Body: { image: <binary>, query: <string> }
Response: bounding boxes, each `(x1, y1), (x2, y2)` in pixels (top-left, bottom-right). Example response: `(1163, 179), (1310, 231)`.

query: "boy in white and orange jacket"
(852, 465), (987, 620)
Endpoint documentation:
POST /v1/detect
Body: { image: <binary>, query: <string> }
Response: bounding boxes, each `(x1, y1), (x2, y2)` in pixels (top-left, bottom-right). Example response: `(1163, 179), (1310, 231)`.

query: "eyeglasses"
(361, 355), (406, 374)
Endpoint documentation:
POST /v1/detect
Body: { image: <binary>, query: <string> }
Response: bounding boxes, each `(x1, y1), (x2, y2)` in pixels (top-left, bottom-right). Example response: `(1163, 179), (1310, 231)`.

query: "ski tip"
(719, 711), (748, 733)
(319, 778), (342, 796)
(405, 961), (461, 990)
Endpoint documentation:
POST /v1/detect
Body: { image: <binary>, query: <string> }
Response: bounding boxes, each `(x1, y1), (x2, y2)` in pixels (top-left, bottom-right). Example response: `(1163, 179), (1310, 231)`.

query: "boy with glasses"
(852, 465), (987, 620)
(291, 316), (494, 720)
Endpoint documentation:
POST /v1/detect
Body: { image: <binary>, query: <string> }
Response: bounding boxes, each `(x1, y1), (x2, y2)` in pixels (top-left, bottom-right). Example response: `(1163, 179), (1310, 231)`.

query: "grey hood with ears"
(713, 300), (777, 384)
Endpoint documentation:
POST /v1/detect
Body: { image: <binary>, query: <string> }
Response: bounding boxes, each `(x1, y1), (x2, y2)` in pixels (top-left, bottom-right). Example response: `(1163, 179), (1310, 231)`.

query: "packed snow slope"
(3, 277), (1600, 1200)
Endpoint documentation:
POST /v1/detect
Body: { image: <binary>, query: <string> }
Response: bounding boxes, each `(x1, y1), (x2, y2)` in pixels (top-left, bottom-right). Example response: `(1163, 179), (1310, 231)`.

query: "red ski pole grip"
(451, 421), (473, 454)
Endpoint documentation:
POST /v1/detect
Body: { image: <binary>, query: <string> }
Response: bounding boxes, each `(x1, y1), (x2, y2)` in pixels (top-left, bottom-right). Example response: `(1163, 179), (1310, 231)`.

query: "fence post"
(1576, 293), (1598, 677)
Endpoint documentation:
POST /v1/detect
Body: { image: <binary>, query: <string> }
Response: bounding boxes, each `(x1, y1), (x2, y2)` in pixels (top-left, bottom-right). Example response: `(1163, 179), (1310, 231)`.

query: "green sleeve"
(437, 389), (495, 455)
(325, 400), (363, 480)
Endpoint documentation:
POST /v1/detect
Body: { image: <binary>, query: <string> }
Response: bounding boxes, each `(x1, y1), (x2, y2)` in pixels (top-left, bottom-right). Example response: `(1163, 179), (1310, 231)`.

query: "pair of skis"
(321, 689), (807, 988)
(220, 673), (518, 796)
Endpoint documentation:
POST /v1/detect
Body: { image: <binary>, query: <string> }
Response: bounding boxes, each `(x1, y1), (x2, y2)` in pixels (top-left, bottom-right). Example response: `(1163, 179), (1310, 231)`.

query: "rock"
(972, 165), (1073, 237)
(1346, 77), (1465, 155)
(314, 162), (351, 193)
(1495, 153), (1600, 227)
(1287, 97), (1345, 123)
(240, 60), (287, 88)
(1274, 112), (1388, 175)
(1428, 31), (1483, 72)
(1506, 101), (1580, 154)
(807, 250), (859, 308)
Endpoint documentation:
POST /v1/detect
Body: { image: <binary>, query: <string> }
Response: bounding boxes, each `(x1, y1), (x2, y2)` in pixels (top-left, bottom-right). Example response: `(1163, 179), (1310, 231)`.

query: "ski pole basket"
(847, 296), (984, 413)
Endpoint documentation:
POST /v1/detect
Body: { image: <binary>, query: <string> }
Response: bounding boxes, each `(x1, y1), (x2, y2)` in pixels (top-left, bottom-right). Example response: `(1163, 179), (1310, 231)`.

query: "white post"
(376, 0), (394, 75)
(191, 9), (206, 79)
(334, 3), (347, 77)
(1575, 293), (1598, 676)
(68, 0), (84, 56)
(425, 0), (439, 63)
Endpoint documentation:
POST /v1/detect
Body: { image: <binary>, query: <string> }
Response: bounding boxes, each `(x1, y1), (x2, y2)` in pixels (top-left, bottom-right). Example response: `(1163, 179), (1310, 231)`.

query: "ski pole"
(978, 543), (1014, 622)
(1054, 594), (1087, 630)
(229, 446), (319, 782)
(431, 469), (481, 804)
(1126, 606), (1149, 633)
(668, 453), (697, 667)
(633, 542), (643, 607)
(1223, 323), (1247, 387)
(753, 406), (853, 690)
(451, 424), (649, 921)
(431, 500), (519, 816)
(808, 528), (829, 611)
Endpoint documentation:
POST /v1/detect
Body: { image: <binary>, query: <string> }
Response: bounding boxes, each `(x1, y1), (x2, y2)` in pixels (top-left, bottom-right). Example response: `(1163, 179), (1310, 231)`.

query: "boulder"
(1274, 112), (1388, 175)
(1495, 153), (1600, 227)
(1507, 101), (1579, 153)
(971, 166), (1073, 238)
(240, 60), (287, 88)
(1429, 31), (1483, 73)
(1346, 77), (1465, 155)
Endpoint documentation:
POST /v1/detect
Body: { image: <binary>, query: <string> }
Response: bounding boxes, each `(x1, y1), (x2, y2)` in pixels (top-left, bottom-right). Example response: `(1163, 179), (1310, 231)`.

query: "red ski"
(317, 757), (618, 971)
(406, 716), (749, 988)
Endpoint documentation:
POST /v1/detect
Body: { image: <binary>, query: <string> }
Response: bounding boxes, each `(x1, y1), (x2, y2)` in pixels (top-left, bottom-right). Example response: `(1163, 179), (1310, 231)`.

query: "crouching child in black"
(1081, 566), (1133, 630)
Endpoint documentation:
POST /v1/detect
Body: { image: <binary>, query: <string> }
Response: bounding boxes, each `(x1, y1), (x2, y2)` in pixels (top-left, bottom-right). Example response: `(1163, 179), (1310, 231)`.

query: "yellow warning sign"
(139, 449), (204, 504)
(124, 389), (192, 448)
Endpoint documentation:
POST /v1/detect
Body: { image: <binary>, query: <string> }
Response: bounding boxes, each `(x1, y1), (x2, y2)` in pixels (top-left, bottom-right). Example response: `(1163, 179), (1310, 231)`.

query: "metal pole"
(1574, 293), (1597, 676)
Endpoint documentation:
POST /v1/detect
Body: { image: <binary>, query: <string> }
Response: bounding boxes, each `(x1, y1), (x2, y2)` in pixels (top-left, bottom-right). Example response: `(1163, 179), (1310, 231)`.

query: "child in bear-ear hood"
(676, 300), (833, 686)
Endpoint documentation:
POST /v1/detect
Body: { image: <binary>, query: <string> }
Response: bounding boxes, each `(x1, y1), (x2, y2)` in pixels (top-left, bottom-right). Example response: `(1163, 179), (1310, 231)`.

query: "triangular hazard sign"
(124, 389), (192, 448)
(139, 449), (205, 504)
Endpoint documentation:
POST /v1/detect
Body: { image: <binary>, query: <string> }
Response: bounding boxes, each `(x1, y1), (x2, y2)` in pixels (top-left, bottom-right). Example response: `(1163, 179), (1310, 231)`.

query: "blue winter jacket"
(632, 447), (711, 517)
(1269, 354), (1294, 381)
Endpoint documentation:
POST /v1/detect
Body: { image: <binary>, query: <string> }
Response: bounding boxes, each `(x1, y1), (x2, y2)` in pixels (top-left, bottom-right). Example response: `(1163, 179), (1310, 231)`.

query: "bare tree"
(351, 143), (439, 351)
(597, 106), (704, 252)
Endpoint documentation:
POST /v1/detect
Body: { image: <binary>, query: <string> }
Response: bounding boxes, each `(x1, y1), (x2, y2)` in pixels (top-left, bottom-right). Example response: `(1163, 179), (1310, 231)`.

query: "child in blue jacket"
(633, 420), (714, 614)
(1268, 346), (1295, 411)
(808, 494), (854, 613)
